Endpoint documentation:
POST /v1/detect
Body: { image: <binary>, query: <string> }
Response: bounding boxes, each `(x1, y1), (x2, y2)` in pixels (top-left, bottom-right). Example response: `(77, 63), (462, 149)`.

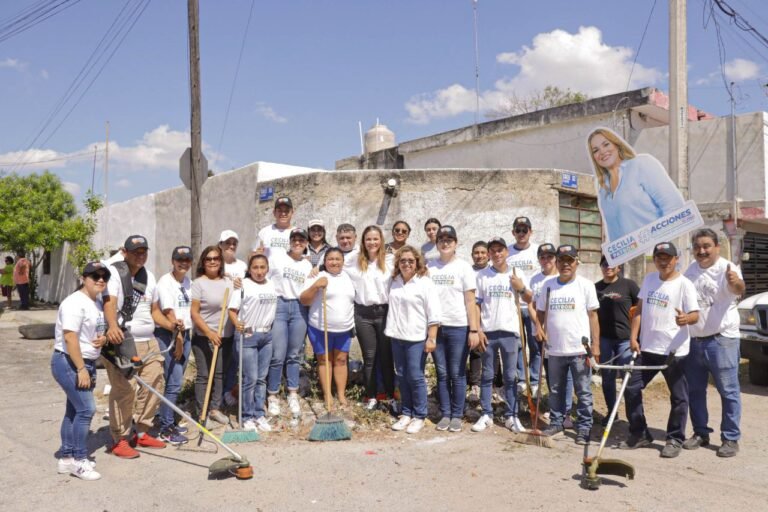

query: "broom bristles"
(221, 429), (260, 444)
(513, 430), (554, 448)
(308, 413), (352, 442)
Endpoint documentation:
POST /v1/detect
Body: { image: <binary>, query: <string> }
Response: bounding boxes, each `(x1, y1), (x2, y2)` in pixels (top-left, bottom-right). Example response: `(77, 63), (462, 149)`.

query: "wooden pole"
(188, 0), (203, 258)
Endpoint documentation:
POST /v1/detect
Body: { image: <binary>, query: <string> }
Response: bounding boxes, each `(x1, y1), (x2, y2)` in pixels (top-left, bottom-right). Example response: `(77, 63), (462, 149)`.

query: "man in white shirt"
(253, 196), (295, 258)
(219, 229), (247, 285)
(336, 223), (359, 269)
(682, 229), (745, 458)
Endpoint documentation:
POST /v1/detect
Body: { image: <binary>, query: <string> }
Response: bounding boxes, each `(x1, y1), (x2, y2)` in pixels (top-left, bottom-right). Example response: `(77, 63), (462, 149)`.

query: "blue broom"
(308, 288), (351, 441)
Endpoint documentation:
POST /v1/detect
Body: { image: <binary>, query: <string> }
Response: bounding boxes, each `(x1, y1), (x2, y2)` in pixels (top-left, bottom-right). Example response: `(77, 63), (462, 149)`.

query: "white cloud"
(0, 57), (27, 70)
(62, 181), (81, 196)
(116, 179), (131, 188)
(724, 58), (760, 82)
(255, 102), (287, 123)
(405, 26), (663, 124)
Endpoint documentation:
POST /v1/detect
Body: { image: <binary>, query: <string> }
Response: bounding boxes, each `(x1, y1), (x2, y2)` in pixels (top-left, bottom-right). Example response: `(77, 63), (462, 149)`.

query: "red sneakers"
(111, 438), (140, 459)
(132, 433), (166, 449)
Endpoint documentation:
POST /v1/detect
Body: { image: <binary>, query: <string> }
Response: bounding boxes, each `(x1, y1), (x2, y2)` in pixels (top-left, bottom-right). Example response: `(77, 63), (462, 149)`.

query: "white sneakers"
(287, 393), (301, 416)
(392, 416), (412, 431)
(365, 398), (378, 411)
(504, 416), (525, 433)
(244, 417), (273, 432)
(58, 458), (101, 481)
(267, 395), (281, 416)
(406, 418), (425, 434)
(471, 414), (494, 432)
(58, 457), (94, 474)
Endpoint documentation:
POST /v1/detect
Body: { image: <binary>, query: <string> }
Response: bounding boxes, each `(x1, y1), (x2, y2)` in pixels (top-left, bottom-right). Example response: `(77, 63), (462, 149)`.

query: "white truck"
(738, 292), (768, 386)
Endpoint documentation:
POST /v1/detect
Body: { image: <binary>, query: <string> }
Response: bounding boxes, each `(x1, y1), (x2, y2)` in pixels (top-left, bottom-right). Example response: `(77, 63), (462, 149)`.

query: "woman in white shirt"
(385, 246), (441, 434)
(347, 225), (394, 410)
(51, 262), (109, 481)
(300, 248), (356, 407)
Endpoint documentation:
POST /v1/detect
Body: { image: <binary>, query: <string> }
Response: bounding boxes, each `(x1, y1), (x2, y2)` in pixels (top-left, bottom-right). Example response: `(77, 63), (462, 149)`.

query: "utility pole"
(104, 121), (110, 250)
(472, 0), (480, 135)
(188, 0), (203, 257)
(669, 0), (689, 265)
(730, 82), (738, 230)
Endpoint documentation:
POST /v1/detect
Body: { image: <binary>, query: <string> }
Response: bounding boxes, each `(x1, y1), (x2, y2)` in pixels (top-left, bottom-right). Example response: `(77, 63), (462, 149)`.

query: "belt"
(691, 334), (720, 340)
(245, 326), (271, 334)
(55, 349), (96, 364)
(355, 303), (388, 312)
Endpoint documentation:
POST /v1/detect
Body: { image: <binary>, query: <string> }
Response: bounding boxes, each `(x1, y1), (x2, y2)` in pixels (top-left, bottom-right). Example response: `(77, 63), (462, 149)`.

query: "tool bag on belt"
(101, 261), (148, 378)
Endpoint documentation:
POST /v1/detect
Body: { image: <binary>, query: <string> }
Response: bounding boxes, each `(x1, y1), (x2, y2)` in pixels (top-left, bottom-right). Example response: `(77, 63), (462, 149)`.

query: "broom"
(514, 286), (553, 448)
(513, 268), (537, 419)
(196, 288), (230, 447)
(308, 287), (351, 441)
(222, 288), (260, 444)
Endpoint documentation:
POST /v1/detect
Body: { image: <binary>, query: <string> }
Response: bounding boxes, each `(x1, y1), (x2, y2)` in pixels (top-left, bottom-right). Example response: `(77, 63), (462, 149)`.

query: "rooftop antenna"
(472, 0), (480, 134)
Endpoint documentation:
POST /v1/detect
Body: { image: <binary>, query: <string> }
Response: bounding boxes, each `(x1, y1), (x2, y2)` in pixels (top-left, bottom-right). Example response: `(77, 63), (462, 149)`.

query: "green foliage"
(66, 191), (104, 276)
(485, 85), (590, 119)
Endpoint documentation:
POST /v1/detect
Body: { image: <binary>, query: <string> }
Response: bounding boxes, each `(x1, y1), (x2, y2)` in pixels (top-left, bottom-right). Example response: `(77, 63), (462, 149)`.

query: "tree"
(0, 171), (94, 300)
(66, 191), (104, 278)
(485, 85), (589, 119)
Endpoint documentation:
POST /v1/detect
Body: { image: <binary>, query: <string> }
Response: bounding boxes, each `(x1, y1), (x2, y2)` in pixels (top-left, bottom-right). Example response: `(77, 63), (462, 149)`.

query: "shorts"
(307, 324), (352, 355)
(1, 285), (12, 298)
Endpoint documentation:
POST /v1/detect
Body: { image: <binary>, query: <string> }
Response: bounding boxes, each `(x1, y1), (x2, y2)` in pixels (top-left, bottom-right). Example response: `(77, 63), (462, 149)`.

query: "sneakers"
(364, 398), (378, 411)
(448, 418), (463, 432)
(516, 381), (527, 395)
(159, 428), (189, 445)
(717, 440), (739, 458)
(563, 416), (574, 430)
(70, 459), (102, 481)
(288, 393), (301, 416)
(661, 439), (682, 458)
(619, 431), (653, 450)
(683, 434), (710, 450)
(267, 395), (281, 417)
(110, 438), (140, 459)
(435, 417), (451, 431)
(542, 425), (564, 437)
(504, 416), (525, 433)
(575, 430), (590, 445)
(471, 414), (493, 432)
(255, 416), (272, 432)
(242, 419), (258, 432)
(406, 418), (425, 434)
(58, 457), (95, 474)
(530, 384), (539, 398)
(223, 390), (238, 407)
(132, 433), (166, 449)
(468, 385), (480, 402)
(208, 409), (230, 425)
(392, 416), (412, 431)
(173, 423), (189, 434)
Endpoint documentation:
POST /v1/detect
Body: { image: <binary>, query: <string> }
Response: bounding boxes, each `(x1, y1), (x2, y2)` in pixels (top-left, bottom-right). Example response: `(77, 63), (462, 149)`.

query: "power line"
(0, 150), (95, 167)
(625, 0), (658, 91)
(713, 0), (768, 48)
(0, 0), (81, 44)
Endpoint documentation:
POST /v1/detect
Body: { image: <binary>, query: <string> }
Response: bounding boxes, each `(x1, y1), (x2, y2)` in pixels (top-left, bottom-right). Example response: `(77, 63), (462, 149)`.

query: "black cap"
(275, 196), (293, 209)
(653, 242), (678, 257)
(487, 236), (507, 248)
(537, 243), (557, 257)
(437, 225), (458, 241)
(172, 246), (193, 260)
(513, 216), (532, 229)
(599, 254), (609, 266)
(124, 235), (149, 251)
(290, 227), (308, 240)
(556, 244), (578, 259)
(82, 261), (111, 278)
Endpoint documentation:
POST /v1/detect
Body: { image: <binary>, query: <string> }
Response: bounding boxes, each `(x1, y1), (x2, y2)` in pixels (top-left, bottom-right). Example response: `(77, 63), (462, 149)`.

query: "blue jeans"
(433, 325), (470, 418)
(481, 331), (519, 418)
(548, 354), (593, 432)
(686, 335), (741, 441)
(155, 328), (191, 430)
(268, 298), (308, 394)
(516, 312), (541, 386)
(599, 336), (631, 413)
(391, 338), (428, 419)
(238, 332), (273, 420)
(51, 351), (97, 460)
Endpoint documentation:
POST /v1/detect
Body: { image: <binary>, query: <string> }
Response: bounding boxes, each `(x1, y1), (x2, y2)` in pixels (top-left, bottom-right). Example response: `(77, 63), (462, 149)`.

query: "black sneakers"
(618, 430), (653, 450)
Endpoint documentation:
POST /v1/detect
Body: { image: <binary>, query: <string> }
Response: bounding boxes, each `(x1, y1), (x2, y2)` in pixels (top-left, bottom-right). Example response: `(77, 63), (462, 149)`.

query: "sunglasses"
(393, 228), (409, 235)
(399, 258), (416, 265)
(88, 273), (110, 282)
(514, 227), (529, 234)
(204, 256), (221, 262)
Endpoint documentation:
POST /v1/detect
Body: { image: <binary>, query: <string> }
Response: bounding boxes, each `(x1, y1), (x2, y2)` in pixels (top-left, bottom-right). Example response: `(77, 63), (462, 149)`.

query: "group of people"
(0, 253), (31, 310)
(50, 195), (744, 481)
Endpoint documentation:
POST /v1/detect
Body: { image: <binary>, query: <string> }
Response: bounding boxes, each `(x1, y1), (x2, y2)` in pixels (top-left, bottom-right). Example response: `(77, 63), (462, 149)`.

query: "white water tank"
(364, 121), (396, 154)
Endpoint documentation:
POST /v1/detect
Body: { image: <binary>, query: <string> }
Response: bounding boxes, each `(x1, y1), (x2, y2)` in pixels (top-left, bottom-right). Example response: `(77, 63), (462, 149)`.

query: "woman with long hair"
(385, 220), (411, 255)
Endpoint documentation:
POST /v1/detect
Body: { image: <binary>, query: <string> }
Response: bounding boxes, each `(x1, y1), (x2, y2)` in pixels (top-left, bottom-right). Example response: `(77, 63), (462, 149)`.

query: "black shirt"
(595, 276), (640, 340)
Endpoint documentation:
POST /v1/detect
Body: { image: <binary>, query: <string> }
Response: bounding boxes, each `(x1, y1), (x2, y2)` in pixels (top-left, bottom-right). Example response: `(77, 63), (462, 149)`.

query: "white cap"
(219, 229), (239, 242)
(308, 219), (324, 228)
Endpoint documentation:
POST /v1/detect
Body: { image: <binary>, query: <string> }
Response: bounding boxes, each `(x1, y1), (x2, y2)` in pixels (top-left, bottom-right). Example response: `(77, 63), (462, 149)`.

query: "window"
(558, 192), (602, 264)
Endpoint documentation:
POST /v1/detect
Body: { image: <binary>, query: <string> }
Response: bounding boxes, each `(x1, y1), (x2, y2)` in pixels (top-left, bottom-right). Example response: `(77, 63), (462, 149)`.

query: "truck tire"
(748, 360), (768, 386)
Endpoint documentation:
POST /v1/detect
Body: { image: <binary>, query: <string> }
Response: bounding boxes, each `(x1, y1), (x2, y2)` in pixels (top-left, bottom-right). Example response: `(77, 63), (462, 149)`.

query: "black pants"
(16, 283), (30, 308)
(191, 334), (233, 414)
(354, 304), (394, 398)
(624, 351), (688, 443)
(468, 348), (503, 387)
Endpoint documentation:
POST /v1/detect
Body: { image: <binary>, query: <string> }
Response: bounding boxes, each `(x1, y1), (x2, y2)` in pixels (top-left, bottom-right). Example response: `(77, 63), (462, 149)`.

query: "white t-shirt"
(304, 271), (355, 332)
(156, 272), (193, 330)
(224, 259), (247, 281)
(638, 272), (699, 357)
(54, 291), (107, 361)
(529, 271), (557, 336)
(345, 258), (393, 306)
(421, 242), (439, 262)
(476, 265), (529, 334)
(506, 244), (538, 311)
(342, 247), (360, 270)
(473, 264), (489, 278)
(269, 251), (313, 300)
(254, 224), (294, 258)
(385, 274), (442, 342)
(106, 264), (159, 341)
(536, 275), (599, 356)
(684, 257), (742, 339)
(229, 278), (278, 331)
(427, 257), (476, 327)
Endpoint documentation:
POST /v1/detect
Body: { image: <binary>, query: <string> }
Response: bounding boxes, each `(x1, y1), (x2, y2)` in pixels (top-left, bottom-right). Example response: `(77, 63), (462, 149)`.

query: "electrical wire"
(625, 0), (658, 92)
(713, 0), (768, 48)
(0, 0), (81, 44)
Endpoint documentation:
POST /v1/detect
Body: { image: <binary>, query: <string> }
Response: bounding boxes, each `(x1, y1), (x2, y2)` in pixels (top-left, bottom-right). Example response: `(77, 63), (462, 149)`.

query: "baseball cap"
(513, 216), (532, 229)
(537, 243), (557, 257)
(308, 219), (324, 229)
(290, 227), (308, 239)
(556, 244), (578, 259)
(275, 196), (293, 209)
(219, 229), (239, 242)
(487, 236), (507, 248)
(653, 241), (678, 257)
(82, 261), (111, 278)
(437, 225), (458, 241)
(124, 235), (149, 251)
(172, 246), (193, 260)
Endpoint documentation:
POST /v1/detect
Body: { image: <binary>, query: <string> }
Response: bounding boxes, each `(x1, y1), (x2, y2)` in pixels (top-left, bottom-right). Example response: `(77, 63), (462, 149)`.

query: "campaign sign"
(259, 186), (274, 202)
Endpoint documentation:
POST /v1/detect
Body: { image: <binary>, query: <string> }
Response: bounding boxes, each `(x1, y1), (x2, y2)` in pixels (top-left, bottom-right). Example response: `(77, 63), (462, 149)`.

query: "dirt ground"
(1, 308), (767, 512)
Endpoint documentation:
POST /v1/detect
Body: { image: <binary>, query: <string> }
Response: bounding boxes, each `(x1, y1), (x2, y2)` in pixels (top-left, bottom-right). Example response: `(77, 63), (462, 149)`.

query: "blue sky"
(1, 0), (767, 206)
